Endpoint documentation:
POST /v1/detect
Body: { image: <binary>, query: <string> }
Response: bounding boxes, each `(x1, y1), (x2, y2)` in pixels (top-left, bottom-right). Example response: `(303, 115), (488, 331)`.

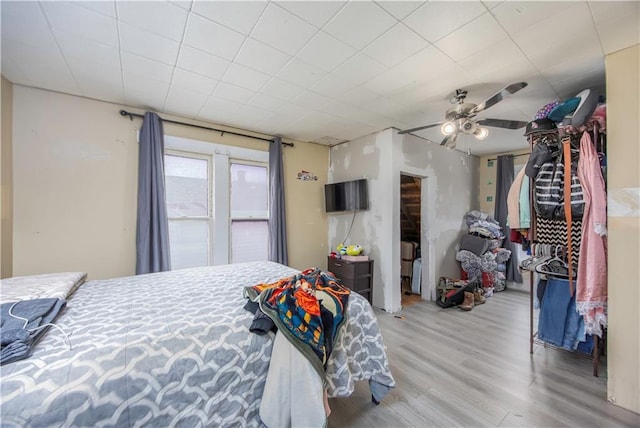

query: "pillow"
(0, 272), (87, 304)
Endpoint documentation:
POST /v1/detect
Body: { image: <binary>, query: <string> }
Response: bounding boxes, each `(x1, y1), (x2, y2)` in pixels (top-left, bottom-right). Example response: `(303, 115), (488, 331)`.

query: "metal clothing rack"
(526, 124), (605, 377)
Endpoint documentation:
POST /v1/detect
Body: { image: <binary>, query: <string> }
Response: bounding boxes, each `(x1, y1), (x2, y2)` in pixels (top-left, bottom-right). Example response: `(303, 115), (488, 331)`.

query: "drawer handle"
(334, 262), (342, 267)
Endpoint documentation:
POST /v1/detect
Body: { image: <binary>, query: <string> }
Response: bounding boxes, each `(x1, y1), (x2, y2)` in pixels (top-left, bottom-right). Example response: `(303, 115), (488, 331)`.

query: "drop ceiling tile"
(335, 85), (381, 105)
(260, 78), (305, 100)
(235, 38), (292, 76)
(317, 101), (389, 127)
(491, 1), (574, 35)
(191, 1), (266, 35)
(214, 81), (257, 103)
(172, 68), (218, 94)
(66, 55), (121, 82)
(222, 63), (271, 91)
(274, 1), (345, 28)
(376, 1), (425, 20)
(250, 3), (317, 55)
(247, 92), (286, 110)
(1, 1), (56, 49)
(184, 13), (246, 60)
(76, 75), (125, 104)
(273, 103), (312, 123)
(362, 68), (415, 95)
(74, 0), (117, 18)
(435, 13), (508, 62)
(125, 76), (170, 111)
(42, 1), (118, 47)
(403, 1), (486, 43)
(309, 74), (357, 98)
(177, 45), (230, 80)
(277, 58), (326, 87)
(117, 1), (188, 41)
(170, 1), (193, 11)
(55, 32), (120, 66)
(119, 23), (180, 65)
(234, 104), (276, 124)
(197, 96), (243, 122)
(26, 69), (82, 96)
(291, 90), (333, 110)
(589, 0), (640, 54)
(392, 45), (465, 83)
(122, 52), (174, 83)
(295, 31), (357, 72)
(0, 60), (30, 86)
(457, 39), (537, 84)
(363, 23), (429, 67)
(324, 2), (396, 50)
(1, 38), (69, 73)
(332, 53), (387, 85)
(164, 87), (210, 118)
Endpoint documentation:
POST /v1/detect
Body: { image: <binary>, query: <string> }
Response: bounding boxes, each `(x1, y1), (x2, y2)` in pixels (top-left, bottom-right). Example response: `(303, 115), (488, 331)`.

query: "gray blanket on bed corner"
(0, 298), (66, 364)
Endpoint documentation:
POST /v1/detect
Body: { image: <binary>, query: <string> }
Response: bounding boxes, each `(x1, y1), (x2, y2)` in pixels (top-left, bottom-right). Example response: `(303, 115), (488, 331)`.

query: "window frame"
(163, 135), (269, 266)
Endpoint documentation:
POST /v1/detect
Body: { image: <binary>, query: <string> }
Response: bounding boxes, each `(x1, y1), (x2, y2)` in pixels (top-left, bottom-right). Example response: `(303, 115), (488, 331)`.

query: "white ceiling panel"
(323, 1), (396, 50)
(183, 13), (246, 60)
(191, 1), (267, 36)
(119, 23), (180, 65)
(42, 1), (119, 47)
(260, 77), (305, 101)
(234, 38), (292, 76)
(116, 1), (188, 41)
(363, 23), (429, 67)
(250, 3), (317, 55)
(1, 1), (56, 49)
(275, 1), (346, 28)
(164, 87), (209, 118)
(589, 1), (640, 54)
(276, 58), (326, 87)
(2, 1), (634, 154)
(247, 92), (286, 111)
(332, 53), (387, 85)
(177, 46), (230, 80)
(172, 68), (218, 94)
(435, 13), (509, 62)
(222, 63), (271, 91)
(213, 81), (257, 104)
(376, 1), (425, 20)
(121, 52), (174, 83)
(75, 0), (117, 18)
(295, 31), (357, 72)
(403, 1), (486, 43)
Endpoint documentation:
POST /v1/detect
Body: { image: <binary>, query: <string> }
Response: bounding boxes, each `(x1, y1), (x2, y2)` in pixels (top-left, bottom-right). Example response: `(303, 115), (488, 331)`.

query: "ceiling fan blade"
(398, 121), (444, 134)
(440, 133), (457, 147)
(469, 82), (528, 115)
(476, 118), (529, 129)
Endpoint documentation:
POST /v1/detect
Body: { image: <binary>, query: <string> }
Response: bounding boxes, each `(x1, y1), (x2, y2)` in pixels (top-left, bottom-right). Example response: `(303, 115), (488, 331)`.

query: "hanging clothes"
(507, 166), (527, 230)
(576, 131), (608, 337)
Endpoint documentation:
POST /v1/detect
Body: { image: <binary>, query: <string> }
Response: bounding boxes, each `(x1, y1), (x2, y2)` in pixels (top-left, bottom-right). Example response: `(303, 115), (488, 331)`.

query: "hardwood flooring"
(328, 289), (640, 427)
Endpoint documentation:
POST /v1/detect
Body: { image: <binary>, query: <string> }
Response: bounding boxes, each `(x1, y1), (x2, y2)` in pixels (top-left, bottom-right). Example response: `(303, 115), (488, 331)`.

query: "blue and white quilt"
(0, 261), (395, 427)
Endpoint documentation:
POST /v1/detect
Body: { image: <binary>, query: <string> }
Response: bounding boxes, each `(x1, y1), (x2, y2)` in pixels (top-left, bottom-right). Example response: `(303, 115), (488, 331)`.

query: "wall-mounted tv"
(324, 179), (369, 213)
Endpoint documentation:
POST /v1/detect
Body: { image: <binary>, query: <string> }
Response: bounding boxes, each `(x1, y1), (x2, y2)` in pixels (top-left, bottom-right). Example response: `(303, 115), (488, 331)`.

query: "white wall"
(328, 128), (478, 312)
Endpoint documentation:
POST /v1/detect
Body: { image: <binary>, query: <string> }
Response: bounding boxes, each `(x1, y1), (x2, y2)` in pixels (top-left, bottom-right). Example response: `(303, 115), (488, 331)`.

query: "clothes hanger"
(535, 246), (576, 278)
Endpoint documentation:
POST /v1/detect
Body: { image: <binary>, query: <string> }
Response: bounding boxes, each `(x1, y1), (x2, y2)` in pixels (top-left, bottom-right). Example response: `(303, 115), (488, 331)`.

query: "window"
(163, 136), (270, 269)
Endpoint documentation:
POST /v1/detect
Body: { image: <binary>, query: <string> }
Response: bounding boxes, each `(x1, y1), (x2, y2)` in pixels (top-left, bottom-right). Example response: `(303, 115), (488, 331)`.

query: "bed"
(0, 261), (395, 427)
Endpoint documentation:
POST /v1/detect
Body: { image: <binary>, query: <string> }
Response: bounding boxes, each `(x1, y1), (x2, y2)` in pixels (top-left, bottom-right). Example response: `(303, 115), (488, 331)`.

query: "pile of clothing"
(456, 210), (511, 293)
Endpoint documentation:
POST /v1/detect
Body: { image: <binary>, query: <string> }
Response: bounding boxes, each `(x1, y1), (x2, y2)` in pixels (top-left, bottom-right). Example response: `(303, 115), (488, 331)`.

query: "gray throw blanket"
(0, 298), (66, 365)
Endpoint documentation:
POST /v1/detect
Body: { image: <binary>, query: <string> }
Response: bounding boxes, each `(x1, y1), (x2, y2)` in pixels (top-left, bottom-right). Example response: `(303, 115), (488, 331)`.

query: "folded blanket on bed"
(244, 267), (350, 377)
(0, 298), (66, 365)
(0, 272), (87, 304)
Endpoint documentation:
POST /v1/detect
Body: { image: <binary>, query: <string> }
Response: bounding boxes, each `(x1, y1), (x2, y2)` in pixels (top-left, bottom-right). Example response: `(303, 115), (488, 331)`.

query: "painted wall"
(1, 78), (13, 278)
(605, 44), (640, 414)
(11, 85), (328, 280)
(328, 129), (478, 312)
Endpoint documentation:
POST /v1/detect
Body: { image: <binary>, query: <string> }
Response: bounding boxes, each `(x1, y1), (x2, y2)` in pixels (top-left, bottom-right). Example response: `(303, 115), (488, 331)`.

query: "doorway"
(400, 174), (422, 307)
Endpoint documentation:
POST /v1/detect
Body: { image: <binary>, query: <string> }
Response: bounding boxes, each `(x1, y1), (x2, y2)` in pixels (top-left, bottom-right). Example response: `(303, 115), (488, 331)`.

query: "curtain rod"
(488, 153), (529, 162)
(119, 110), (293, 147)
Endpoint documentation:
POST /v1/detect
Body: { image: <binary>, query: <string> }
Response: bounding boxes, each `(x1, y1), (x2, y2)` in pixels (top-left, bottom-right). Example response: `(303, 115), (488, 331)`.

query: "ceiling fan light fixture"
(474, 127), (489, 140)
(440, 121), (456, 135)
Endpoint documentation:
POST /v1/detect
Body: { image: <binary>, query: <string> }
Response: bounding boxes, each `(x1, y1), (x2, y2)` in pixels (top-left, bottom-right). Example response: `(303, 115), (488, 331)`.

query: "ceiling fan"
(398, 82), (529, 148)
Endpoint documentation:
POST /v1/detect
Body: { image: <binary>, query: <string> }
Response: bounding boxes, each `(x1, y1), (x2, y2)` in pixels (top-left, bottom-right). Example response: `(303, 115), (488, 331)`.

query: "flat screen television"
(324, 179), (369, 213)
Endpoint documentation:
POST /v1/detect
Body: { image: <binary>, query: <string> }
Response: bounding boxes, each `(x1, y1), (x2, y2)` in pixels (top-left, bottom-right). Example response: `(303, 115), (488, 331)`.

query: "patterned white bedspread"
(0, 272), (87, 304)
(0, 262), (394, 427)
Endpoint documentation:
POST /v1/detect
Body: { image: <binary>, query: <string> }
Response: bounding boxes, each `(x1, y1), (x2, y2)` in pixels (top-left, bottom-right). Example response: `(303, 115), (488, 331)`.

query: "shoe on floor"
(474, 291), (486, 305)
(459, 291), (474, 311)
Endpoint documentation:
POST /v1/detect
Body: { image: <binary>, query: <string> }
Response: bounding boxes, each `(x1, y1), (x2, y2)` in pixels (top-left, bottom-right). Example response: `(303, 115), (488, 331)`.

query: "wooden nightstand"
(327, 257), (374, 304)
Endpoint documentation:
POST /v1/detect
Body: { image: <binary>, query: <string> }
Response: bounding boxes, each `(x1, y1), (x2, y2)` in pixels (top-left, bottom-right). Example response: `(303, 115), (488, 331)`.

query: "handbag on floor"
(436, 277), (477, 308)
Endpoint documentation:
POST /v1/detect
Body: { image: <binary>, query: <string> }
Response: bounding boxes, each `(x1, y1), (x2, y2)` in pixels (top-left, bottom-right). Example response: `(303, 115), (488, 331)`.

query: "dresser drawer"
(328, 258), (356, 279)
(327, 257), (374, 304)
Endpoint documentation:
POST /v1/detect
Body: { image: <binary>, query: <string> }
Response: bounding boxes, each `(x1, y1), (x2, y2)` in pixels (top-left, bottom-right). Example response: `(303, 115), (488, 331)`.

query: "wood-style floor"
(328, 289), (640, 427)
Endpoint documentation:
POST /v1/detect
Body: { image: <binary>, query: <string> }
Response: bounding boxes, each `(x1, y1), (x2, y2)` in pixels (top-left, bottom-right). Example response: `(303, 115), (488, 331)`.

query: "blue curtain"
(268, 137), (288, 265)
(495, 155), (522, 283)
(136, 112), (171, 274)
